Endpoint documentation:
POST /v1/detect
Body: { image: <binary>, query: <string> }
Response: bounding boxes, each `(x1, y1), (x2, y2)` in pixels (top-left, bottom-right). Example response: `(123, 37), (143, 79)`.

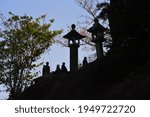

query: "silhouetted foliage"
(97, 1), (110, 21)
(75, 0), (112, 55)
(0, 12), (62, 99)
(109, 0), (150, 51)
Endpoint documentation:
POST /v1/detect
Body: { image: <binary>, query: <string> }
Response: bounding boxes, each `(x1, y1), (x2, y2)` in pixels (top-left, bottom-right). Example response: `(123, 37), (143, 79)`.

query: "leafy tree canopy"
(0, 12), (62, 99)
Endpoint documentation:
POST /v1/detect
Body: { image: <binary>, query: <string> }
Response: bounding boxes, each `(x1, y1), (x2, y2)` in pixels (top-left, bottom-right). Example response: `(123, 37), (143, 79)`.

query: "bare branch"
(75, 0), (99, 18)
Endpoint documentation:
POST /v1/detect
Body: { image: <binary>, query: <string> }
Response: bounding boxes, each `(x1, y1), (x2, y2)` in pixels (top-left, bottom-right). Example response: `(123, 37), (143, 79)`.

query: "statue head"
(62, 62), (65, 65)
(46, 62), (49, 66)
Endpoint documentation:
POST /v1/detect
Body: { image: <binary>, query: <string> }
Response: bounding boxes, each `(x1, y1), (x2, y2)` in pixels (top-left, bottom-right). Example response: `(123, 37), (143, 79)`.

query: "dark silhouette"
(42, 62), (50, 78)
(63, 24), (85, 72)
(83, 57), (88, 66)
(61, 62), (67, 72)
(78, 63), (82, 69)
(87, 18), (106, 58)
(42, 65), (46, 76)
(55, 64), (61, 72)
(91, 18), (106, 42)
(17, 1), (150, 100)
(46, 62), (50, 72)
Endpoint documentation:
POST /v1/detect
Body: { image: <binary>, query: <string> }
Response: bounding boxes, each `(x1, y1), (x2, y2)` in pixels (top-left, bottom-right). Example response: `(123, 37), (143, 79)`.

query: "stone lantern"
(63, 24), (85, 72)
(87, 18), (106, 58)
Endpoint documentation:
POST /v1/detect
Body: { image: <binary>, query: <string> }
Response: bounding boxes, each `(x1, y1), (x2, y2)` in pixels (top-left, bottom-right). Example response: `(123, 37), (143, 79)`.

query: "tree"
(75, 0), (112, 55)
(109, 0), (150, 51)
(0, 12), (62, 99)
(74, 0), (100, 51)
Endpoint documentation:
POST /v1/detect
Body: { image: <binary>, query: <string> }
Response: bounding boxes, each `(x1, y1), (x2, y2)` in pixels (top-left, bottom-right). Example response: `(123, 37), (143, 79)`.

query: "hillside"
(17, 49), (150, 100)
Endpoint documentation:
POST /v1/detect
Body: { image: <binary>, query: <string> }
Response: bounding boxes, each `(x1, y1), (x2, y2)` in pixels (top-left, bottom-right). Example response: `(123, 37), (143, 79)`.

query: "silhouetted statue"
(45, 62), (50, 72)
(42, 65), (46, 76)
(61, 62), (68, 72)
(56, 64), (61, 72)
(83, 57), (88, 66)
(43, 62), (50, 78)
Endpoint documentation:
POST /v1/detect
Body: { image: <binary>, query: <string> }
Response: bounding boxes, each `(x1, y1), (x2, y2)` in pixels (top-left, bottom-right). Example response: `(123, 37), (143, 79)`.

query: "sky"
(0, 0), (96, 71)
(0, 0), (103, 99)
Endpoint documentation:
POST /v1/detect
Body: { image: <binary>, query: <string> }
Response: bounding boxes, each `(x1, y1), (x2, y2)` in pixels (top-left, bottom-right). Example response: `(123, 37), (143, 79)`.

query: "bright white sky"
(0, 0), (103, 99)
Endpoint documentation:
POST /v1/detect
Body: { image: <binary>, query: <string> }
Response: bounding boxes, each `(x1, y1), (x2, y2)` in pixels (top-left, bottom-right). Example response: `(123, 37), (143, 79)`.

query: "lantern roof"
(63, 24), (85, 40)
(87, 18), (106, 33)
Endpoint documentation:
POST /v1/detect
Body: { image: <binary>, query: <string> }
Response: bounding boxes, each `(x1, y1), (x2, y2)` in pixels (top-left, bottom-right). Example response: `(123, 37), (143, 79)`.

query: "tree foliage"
(109, 0), (150, 51)
(0, 12), (62, 99)
(75, 0), (112, 54)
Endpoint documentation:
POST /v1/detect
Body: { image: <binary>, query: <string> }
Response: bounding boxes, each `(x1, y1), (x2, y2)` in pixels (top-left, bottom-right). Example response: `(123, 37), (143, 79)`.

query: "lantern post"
(63, 24), (85, 72)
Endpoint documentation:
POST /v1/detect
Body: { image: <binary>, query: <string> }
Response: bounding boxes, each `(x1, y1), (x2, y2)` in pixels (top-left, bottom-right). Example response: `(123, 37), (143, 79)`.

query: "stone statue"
(83, 57), (88, 66)
(56, 64), (61, 72)
(42, 62), (50, 78)
(61, 62), (68, 72)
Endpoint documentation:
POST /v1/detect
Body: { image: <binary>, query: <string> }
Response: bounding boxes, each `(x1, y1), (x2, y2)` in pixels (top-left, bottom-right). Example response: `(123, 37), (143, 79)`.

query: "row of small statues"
(42, 57), (88, 78)
(55, 62), (68, 73)
(42, 62), (68, 77)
